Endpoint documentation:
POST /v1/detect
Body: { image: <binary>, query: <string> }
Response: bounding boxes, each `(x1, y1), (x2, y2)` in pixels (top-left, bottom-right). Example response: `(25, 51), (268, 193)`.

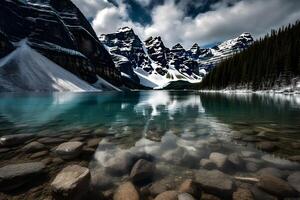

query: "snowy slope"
(0, 41), (99, 92)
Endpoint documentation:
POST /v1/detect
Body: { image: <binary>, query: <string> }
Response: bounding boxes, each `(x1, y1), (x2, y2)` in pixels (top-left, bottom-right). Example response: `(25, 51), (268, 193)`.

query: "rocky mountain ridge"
(100, 27), (254, 89)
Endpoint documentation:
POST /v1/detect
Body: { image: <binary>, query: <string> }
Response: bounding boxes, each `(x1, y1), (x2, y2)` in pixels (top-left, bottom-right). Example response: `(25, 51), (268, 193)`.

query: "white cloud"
(72, 0), (300, 49)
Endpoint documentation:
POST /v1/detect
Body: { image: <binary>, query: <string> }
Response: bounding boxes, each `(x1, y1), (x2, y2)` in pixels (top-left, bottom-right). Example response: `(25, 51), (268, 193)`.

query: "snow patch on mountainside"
(0, 40), (98, 92)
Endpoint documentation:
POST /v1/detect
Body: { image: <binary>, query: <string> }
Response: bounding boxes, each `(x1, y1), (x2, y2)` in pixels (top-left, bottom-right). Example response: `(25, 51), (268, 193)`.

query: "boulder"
(233, 188), (254, 200)
(0, 133), (34, 147)
(194, 169), (234, 197)
(154, 191), (178, 200)
(51, 165), (90, 200)
(113, 182), (139, 200)
(287, 172), (300, 193)
(178, 179), (201, 199)
(257, 175), (296, 197)
(130, 159), (155, 183)
(22, 141), (46, 153)
(256, 142), (278, 152)
(55, 141), (83, 159)
(200, 159), (217, 170)
(178, 193), (195, 200)
(209, 152), (231, 171)
(0, 162), (45, 191)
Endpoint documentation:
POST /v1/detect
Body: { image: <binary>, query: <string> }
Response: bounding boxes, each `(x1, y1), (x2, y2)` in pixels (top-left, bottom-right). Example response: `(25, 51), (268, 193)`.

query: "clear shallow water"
(0, 91), (300, 190)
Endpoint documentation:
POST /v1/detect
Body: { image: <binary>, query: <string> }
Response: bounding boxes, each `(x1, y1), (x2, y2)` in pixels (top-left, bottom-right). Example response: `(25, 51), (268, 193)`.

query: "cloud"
(72, 0), (300, 48)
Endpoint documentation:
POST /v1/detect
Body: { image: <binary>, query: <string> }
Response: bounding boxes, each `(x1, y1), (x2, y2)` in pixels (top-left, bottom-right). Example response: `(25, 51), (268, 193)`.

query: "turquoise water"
(0, 91), (300, 173)
(0, 91), (299, 137)
(1, 91), (300, 191)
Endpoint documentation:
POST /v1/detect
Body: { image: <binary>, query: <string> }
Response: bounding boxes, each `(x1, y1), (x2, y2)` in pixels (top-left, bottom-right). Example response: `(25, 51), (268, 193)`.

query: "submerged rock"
(113, 182), (139, 200)
(257, 175), (296, 197)
(178, 193), (196, 200)
(200, 159), (217, 170)
(179, 179), (201, 199)
(130, 159), (155, 183)
(288, 155), (300, 163)
(209, 152), (231, 171)
(154, 190), (178, 200)
(257, 167), (286, 179)
(233, 188), (254, 200)
(22, 141), (46, 153)
(51, 165), (90, 200)
(0, 133), (34, 147)
(256, 142), (278, 152)
(0, 162), (46, 191)
(287, 172), (300, 193)
(194, 169), (234, 197)
(55, 141), (83, 159)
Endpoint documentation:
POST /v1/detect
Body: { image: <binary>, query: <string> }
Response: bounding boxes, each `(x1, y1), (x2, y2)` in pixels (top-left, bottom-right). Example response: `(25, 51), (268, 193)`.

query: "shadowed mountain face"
(0, 0), (122, 87)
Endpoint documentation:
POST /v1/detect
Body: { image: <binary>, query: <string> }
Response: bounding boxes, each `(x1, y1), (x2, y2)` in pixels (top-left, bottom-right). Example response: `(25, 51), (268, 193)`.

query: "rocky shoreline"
(0, 127), (299, 200)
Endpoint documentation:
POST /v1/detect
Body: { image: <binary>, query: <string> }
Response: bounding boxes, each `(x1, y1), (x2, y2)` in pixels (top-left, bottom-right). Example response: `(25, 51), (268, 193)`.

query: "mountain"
(197, 33), (254, 72)
(100, 27), (253, 89)
(0, 0), (122, 91)
(200, 22), (300, 91)
(0, 40), (98, 92)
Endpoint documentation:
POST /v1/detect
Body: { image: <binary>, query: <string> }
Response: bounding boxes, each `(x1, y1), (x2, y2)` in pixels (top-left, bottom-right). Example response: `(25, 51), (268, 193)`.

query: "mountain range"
(100, 27), (253, 89)
(0, 0), (253, 91)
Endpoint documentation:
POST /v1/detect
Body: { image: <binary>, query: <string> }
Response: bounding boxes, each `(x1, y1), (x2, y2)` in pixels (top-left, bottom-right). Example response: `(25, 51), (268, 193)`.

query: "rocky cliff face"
(101, 27), (253, 89)
(0, 0), (122, 87)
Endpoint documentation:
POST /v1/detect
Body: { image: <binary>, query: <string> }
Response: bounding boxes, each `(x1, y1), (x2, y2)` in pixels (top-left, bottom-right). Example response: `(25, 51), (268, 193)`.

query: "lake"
(0, 91), (299, 199)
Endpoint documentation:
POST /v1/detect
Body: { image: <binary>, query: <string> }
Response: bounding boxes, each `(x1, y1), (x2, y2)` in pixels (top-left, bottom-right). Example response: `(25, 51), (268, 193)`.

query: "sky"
(71, 0), (300, 48)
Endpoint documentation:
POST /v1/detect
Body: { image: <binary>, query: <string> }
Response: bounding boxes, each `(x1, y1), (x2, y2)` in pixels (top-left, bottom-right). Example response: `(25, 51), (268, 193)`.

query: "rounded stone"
(22, 141), (46, 153)
(113, 182), (139, 200)
(257, 175), (296, 197)
(130, 159), (155, 183)
(179, 179), (201, 199)
(200, 159), (217, 170)
(178, 193), (196, 200)
(55, 141), (83, 159)
(51, 165), (91, 200)
(256, 142), (278, 152)
(154, 190), (178, 200)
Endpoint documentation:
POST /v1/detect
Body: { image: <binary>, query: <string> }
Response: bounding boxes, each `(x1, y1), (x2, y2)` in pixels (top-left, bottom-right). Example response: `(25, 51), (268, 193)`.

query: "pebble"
(233, 188), (254, 200)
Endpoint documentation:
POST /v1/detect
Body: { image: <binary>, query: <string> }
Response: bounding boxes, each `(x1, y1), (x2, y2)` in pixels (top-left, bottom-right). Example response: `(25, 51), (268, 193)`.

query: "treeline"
(200, 21), (300, 90)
